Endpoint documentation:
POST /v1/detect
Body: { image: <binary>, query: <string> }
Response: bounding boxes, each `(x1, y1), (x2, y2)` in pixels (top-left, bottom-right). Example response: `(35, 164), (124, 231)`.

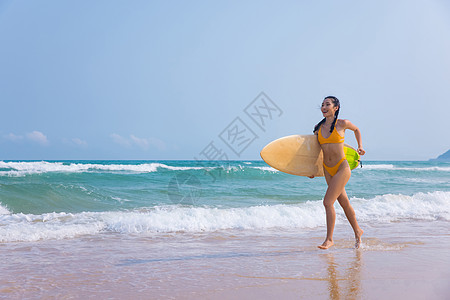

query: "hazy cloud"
(111, 134), (166, 151)
(63, 137), (88, 148)
(147, 137), (166, 151)
(26, 131), (49, 146)
(72, 138), (88, 147)
(110, 133), (132, 148)
(130, 135), (149, 150)
(3, 133), (24, 142)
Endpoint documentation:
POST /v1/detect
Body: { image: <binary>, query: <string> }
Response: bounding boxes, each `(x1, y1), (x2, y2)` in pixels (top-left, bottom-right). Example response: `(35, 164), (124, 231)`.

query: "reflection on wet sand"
(322, 250), (362, 300)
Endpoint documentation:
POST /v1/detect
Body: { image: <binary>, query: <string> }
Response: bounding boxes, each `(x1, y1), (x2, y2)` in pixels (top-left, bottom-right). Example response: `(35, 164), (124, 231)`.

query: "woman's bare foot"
(318, 239), (334, 249)
(355, 228), (364, 249)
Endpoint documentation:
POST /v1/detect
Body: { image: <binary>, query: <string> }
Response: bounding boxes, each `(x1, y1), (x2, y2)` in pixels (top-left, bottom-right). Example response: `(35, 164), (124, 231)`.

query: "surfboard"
(260, 135), (360, 177)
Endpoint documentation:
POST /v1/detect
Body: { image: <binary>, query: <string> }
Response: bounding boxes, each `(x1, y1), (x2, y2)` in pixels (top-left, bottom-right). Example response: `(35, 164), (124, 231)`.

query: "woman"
(313, 96), (365, 249)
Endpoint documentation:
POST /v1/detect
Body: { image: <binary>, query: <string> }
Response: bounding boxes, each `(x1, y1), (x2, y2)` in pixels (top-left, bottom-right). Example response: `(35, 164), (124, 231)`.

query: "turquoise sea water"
(0, 160), (449, 243)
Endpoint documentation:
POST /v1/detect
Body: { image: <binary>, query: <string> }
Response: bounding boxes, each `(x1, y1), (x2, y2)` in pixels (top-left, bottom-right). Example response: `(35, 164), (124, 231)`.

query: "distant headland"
(430, 149), (450, 161)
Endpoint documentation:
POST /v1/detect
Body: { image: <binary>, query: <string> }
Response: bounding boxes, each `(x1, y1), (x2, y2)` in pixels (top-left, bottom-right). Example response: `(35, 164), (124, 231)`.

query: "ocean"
(1, 160), (449, 241)
(1, 160), (449, 298)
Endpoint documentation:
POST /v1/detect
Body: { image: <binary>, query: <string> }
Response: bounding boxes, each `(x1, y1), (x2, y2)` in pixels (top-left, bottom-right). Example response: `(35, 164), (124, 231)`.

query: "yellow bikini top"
(318, 123), (344, 144)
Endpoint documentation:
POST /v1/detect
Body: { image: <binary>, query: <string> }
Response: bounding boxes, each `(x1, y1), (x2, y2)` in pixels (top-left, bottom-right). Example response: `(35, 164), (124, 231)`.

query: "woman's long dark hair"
(313, 96), (340, 133)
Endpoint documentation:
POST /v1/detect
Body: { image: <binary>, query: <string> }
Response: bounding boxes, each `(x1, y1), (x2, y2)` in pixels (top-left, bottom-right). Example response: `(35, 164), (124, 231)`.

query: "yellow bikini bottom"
(323, 157), (347, 177)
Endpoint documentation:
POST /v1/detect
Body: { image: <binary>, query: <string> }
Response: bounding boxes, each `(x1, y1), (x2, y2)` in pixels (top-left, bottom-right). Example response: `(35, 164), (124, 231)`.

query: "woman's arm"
(342, 119), (365, 155)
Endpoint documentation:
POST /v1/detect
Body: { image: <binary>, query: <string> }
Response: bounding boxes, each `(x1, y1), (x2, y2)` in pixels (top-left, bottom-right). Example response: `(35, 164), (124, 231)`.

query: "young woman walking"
(313, 96), (365, 249)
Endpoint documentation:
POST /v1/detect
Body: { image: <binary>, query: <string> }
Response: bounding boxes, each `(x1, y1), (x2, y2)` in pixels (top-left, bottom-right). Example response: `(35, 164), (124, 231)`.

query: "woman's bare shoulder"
(336, 119), (348, 128)
(338, 119), (358, 131)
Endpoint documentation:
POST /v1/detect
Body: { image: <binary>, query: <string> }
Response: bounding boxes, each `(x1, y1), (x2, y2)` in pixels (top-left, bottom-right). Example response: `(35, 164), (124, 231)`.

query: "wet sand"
(1, 221), (449, 299)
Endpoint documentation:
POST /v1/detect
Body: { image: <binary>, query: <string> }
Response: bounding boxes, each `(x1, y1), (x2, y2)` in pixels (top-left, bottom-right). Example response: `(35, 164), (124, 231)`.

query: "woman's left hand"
(357, 148), (366, 155)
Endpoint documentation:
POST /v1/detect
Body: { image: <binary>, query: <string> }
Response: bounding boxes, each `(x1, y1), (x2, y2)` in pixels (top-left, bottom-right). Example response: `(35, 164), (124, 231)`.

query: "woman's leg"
(319, 164), (351, 249)
(337, 190), (364, 248)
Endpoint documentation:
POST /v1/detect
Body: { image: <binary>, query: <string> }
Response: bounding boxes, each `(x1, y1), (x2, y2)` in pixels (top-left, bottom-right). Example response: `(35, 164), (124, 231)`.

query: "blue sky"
(1, 0), (449, 160)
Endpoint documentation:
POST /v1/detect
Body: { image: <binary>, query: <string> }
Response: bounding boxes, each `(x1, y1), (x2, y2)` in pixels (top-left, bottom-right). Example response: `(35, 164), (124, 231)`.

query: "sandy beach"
(1, 220), (449, 299)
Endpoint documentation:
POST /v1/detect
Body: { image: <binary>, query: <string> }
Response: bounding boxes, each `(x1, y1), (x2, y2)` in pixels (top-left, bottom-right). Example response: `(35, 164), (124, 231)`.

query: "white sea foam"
(103, 203), (325, 233)
(1, 161), (448, 177)
(361, 164), (395, 170)
(251, 166), (279, 172)
(1, 191), (448, 242)
(362, 164), (450, 172)
(0, 204), (10, 215)
(0, 161), (204, 176)
(0, 204), (324, 242)
(352, 191), (450, 222)
(405, 178), (449, 184)
(0, 212), (103, 242)
(397, 166), (450, 172)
